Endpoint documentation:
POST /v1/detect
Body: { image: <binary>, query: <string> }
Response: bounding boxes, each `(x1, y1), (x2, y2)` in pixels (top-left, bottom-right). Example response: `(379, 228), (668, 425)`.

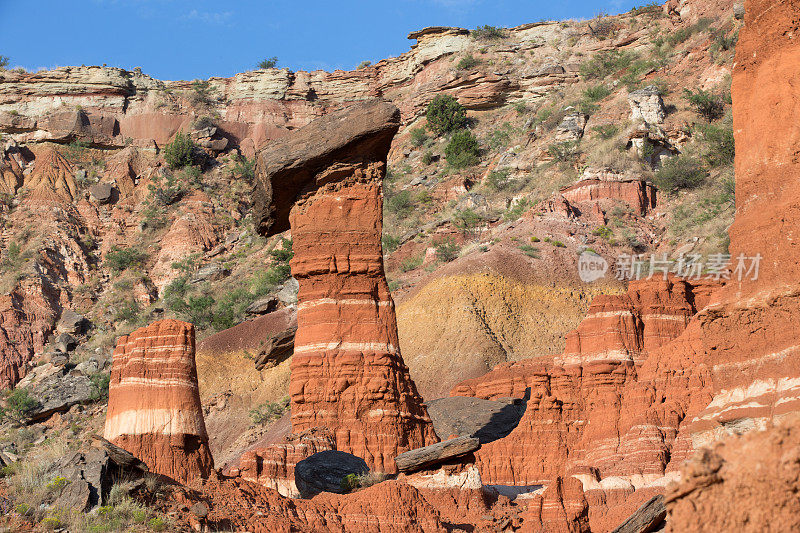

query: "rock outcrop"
(254, 101), (438, 472)
(560, 168), (658, 217)
(103, 319), (214, 483)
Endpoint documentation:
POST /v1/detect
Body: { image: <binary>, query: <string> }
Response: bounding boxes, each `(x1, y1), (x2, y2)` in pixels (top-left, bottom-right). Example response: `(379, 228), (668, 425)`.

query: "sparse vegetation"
(472, 25), (505, 40)
(164, 132), (201, 169)
(485, 168), (511, 191)
(382, 234), (401, 254)
(188, 79), (215, 107)
(683, 88), (725, 121)
(400, 254), (423, 272)
(698, 119), (735, 167)
(653, 153), (707, 192)
(357, 60), (372, 69)
(387, 189), (415, 218)
(445, 130), (480, 168)
(410, 127), (428, 147)
(426, 94), (467, 135)
(105, 246), (147, 273)
(0, 55), (9, 69)
(456, 54), (480, 70)
(548, 141), (580, 163)
(435, 238), (460, 262)
(580, 49), (637, 80)
(249, 396), (289, 425)
(592, 124), (619, 139)
(0, 387), (40, 424)
(583, 84), (612, 102)
(257, 57), (278, 69)
(504, 199), (529, 221)
(518, 244), (540, 258)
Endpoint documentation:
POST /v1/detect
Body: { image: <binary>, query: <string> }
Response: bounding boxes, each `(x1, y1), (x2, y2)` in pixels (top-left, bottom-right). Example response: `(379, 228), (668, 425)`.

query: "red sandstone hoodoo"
(103, 319), (214, 483)
(252, 100), (439, 473)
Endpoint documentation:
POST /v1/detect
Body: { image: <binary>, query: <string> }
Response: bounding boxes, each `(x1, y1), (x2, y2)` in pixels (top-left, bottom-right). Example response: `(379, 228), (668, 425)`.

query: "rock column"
(103, 319), (214, 483)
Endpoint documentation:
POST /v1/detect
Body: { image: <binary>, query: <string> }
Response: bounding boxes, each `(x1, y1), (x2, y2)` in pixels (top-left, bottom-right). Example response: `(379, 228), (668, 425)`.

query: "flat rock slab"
(611, 495), (666, 533)
(426, 396), (526, 444)
(395, 436), (480, 473)
(295, 450), (369, 498)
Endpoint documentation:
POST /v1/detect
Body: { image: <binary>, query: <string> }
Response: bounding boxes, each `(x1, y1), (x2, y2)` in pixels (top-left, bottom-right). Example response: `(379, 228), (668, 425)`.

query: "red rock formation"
(560, 168), (657, 216)
(665, 416), (800, 532)
(24, 147), (76, 203)
(0, 278), (61, 389)
(104, 319), (214, 483)
(237, 427), (334, 497)
(254, 101), (438, 473)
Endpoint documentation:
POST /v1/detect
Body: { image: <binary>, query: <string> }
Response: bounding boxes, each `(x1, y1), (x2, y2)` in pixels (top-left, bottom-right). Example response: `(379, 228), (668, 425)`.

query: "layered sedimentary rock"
(237, 428), (334, 497)
(560, 168), (658, 217)
(253, 101), (437, 473)
(665, 416), (800, 532)
(24, 147), (77, 203)
(104, 319), (214, 483)
(450, 277), (718, 530)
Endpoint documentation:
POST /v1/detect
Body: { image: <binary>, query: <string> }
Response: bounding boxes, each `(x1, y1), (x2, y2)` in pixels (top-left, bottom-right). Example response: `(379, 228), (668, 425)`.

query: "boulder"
(628, 86), (666, 125)
(275, 278), (299, 306)
(555, 112), (587, 141)
(27, 370), (93, 422)
(254, 324), (297, 370)
(46, 448), (110, 512)
(89, 182), (115, 204)
(395, 436), (480, 473)
(426, 395), (527, 444)
(192, 263), (230, 283)
(57, 309), (87, 335)
(245, 295), (280, 316)
(55, 332), (77, 353)
(295, 450), (369, 497)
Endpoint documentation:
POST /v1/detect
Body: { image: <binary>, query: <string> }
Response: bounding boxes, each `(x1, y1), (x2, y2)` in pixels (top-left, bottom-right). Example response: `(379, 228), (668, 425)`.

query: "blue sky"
(1, 0), (646, 80)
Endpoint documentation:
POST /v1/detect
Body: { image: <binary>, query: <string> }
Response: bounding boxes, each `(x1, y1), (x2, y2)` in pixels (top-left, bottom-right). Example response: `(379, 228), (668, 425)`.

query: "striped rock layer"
(104, 319), (214, 483)
(253, 101), (437, 474)
(450, 3), (800, 527)
(238, 428), (335, 497)
(450, 277), (719, 530)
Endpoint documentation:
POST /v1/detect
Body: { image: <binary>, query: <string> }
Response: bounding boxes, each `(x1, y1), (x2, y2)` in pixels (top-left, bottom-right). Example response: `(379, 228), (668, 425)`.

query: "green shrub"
(89, 373), (110, 401)
(387, 189), (415, 218)
(189, 79), (214, 107)
(544, 237), (567, 248)
(518, 244), (540, 258)
(249, 397), (289, 426)
(488, 123), (514, 150)
(231, 155), (255, 181)
(410, 127), (428, 147)
(668, 17), (714, 47)
(588, 16), (617, 40)
(382, 234), (401, 254)
(257, 57), (278, 69)
(0, 387), (40, 424)
(513, 101), (528, 115)
(164, 132), (200, 169)
(105, 246), (147, 272)
(357, 60), (372, 69)
(485, 168), (511, 191)
(113, 299), (140, 323)
(426, 94), (467, 135)
(630, 2), (662, 16)
(421, 151), (434, 165)
(148, 517), (169, 532)
(593, 225), (614, 241)
(548, 141), (580, 163)
(472, 25), (505, 40)
(592, 124), (619, 139)
(445, 130), (480, 168)
(699, 121), (735, 167)
(0, 56), (8, 69)
(653, 154), (707, 192)
(457, 54), (480, 70)
(580, 49), (637, 80)
(454, 208), (484, 238)
(435, 238), (460, 262)
(583, 84), (612, 102)
(400, 255), (423, 272)
(504, 199), (529, 221)
(683, 88), (725, 121)
(341, 473), (360, 492)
